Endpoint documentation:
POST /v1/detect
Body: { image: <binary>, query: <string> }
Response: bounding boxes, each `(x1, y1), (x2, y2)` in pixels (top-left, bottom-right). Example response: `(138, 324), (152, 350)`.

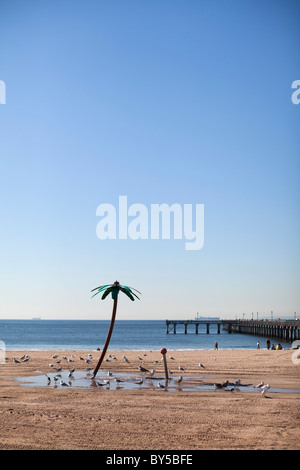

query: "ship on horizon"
(194, 313), (220, 321)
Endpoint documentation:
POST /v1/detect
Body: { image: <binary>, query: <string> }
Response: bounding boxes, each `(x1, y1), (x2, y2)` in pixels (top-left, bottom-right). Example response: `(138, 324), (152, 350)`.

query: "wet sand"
(0, 349), (299, 450)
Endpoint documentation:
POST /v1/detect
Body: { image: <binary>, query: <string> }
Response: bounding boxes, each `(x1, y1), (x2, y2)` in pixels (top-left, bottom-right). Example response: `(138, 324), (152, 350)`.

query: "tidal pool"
(15, 370), (300, 394)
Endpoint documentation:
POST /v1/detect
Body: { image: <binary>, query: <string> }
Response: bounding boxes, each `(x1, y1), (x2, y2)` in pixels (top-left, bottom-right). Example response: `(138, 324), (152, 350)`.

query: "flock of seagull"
(12, 352), (271, 395)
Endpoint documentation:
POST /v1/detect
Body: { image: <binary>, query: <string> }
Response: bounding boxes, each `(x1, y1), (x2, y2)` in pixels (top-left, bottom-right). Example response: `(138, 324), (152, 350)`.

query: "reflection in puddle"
(15, 370), (300, 394)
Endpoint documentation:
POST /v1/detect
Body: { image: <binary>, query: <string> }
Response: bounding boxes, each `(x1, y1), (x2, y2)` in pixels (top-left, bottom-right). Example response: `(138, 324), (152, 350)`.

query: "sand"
(0, 348), (299, 450)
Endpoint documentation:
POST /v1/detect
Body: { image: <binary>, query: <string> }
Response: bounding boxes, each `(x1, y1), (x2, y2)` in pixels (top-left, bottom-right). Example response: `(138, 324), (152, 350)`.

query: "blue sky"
(0, 0), (299, 320)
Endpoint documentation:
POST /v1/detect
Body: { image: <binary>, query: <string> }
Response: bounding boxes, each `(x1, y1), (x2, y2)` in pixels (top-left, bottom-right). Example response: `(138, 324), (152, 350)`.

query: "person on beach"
(214, 341), (218, 350)
(266, 338), (271, 350)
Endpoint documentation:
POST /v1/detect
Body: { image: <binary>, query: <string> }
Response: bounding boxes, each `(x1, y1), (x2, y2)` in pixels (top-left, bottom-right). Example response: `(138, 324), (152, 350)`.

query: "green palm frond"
(120, 285), (140, 300)
(91, 284), (111, 293)
(119, 286), (135, 301)
(91, 281), (141, 302)
(101, 286), (114, 300)
(127, 286), (142, 295)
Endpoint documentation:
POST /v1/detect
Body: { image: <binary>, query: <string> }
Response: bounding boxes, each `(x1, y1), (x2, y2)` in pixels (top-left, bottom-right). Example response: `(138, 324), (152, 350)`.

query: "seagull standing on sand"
(178, 365), (185, 371)
(13, 358), (21, 364)
(115, 378), (124, 384)
(199, 363), (205, 369)
(60, 380), (69, 387)
(261, 384), (270, 396)
(135, 379), (143, 386)
(96, 381), (106, 387)
(139, 365), (149, 373)
(255, 381), (264, 388)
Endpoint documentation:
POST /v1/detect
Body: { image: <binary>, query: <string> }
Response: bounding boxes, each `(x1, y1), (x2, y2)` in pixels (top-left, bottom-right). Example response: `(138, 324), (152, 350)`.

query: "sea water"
(0, 320), (291, 351)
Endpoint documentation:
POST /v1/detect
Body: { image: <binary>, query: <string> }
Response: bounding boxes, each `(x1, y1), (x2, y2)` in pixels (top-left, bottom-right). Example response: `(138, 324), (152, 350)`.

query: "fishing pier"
(166, 319), (222, 335)
(166, 319), (300, 342)
(222, 320), (300, 342)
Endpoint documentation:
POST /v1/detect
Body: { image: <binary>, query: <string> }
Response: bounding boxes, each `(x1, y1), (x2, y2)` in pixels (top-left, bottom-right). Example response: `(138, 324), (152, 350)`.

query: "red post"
(160, 348), (169, 381)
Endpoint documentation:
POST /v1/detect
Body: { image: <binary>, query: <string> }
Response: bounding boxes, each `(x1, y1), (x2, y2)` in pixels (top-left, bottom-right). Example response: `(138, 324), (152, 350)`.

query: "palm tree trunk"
(92, 296), (118, 378)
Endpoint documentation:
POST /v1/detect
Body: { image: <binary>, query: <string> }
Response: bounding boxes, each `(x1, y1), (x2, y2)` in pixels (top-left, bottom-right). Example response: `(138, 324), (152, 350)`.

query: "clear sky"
(0, 0), (299, 320)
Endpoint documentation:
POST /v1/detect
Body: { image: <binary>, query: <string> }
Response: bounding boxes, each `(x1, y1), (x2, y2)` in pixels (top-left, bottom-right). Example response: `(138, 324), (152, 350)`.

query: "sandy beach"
(0, 348), (299, 450)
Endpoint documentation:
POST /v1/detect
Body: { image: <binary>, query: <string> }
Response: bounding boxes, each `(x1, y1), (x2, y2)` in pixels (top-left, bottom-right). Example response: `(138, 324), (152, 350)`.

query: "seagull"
(19, 355), (26, 360)
(46, 375), (51, 383)
(56, 367), (62, 372)
(107, 371), (113, 377)
(261, 384), (270, 396)
(13, 358), (21, 363)
(96, 381), (106, 387)
(234, 379), (241, 386)
(157, 382), (165, 388)
(178, 365), (185, 371)
(70, 367), (75, 373)
(255, 381), (264, 388)
(68, 370), (74, 378)
(169, 355), (175, 360)
(60, 380), (69, 387)
(148, 369), (155, 377)
(139, 365), (149, 373)
(175, 376), (183, 384)
(115, 378), (124, 384)
(137, 356), (143, 361)
(22, 356), (30, 362)
(168, 369), (174, 375)
(199, 363), (205, 368)
(52, 354), (58, 359)
(135, 379), (143, 385)
(123, 356), (130, 363)
(214, 383), (223, 390)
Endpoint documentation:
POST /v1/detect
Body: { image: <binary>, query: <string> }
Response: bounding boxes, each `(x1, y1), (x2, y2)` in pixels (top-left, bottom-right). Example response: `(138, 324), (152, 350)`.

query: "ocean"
(0, 319), (291, 351)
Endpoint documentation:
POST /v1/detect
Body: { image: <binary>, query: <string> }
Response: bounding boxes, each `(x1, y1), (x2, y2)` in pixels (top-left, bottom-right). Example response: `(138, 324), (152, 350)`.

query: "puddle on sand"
(15, 370), (300, 394)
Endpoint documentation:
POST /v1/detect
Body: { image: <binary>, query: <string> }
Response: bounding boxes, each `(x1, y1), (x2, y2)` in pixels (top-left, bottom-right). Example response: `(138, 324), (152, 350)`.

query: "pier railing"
(166, 319), (300, 342)
(222, 319), (300, 342)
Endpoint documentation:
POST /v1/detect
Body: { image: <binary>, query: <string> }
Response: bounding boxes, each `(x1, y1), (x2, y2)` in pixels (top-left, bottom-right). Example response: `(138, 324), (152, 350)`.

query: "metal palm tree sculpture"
(91, 281), (141, 378)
